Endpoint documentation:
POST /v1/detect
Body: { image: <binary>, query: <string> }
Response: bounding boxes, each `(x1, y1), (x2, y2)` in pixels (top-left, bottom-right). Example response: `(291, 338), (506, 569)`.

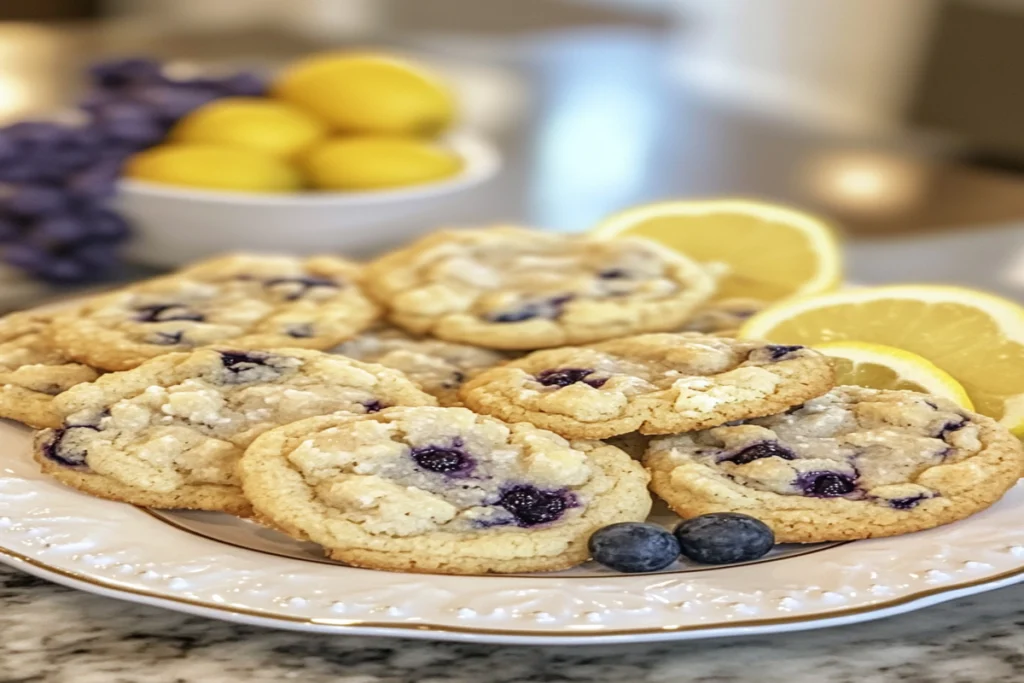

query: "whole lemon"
(273, 52), (456, 136)
(126, 144), (302, 193)
(170, 97), (328, 159)
(302, 137), (464, 191)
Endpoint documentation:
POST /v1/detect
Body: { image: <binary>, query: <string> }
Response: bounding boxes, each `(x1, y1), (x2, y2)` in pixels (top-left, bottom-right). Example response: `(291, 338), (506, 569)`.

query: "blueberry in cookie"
(644, 387), (1024, 542)
(460, 333), (835, 439)
(51, 254), (380, 371)
(238, 406), (652, 574)
(0, 310), (100, 428)
(34, 347), (436, 515)
(363, 227), (717, 350)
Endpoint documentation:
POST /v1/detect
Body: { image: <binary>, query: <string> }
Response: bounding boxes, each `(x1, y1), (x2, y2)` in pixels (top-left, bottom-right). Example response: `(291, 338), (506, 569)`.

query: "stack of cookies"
(3, 227), (1021, 575)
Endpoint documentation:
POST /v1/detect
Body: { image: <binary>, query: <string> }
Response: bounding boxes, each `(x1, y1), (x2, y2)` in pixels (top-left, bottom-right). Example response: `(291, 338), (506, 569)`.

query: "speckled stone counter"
(2, 563), (1022, 683)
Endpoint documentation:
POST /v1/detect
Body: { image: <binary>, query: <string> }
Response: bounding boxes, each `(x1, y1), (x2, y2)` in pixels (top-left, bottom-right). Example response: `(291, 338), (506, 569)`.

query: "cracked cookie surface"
(34, 347), (435, 515)
(364, 227), (716, 350)
(460, 333), (834, 439)
(51, 254), (380, 371)
(0, 310), (100, 428)
(644, 386), (1024, 542)
(332, 324), (508, 406)
(239, 406), (651, 574)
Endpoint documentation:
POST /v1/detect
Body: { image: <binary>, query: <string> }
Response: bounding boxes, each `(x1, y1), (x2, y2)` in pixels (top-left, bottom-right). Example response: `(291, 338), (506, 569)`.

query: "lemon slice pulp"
(741, 285), (1024, 433)
(591, 198), (842, 301)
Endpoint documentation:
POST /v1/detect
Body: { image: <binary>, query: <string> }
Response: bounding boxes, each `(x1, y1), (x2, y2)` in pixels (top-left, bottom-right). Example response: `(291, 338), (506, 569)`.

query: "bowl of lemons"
(117, 51), (500, 267)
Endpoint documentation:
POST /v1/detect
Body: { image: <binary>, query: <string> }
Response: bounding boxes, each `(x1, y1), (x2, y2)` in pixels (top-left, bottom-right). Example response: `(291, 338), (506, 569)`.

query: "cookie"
(644, 387), (1024, 542)
(51, 254), (380, 371)
(460, 333), (834, 439)
(679, 298), (766, 336)
(364, 227), (716, 350)
(332, 324), (508, 406)
(0, 310), (100, 428)
(34, 347), (436, 515)
(239, 406), (652, 574)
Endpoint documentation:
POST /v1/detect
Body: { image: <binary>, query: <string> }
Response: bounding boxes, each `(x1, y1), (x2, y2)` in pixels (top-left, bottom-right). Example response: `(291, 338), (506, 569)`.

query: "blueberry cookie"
(644, 387), (1024, 542)
(34, 347), (436, 515)
(679, 298), (766, 336)
(364, 227), (717, 350)
(0, 310), (100, 428)
(460, 333), (834, 439)
(239, 406), (651, 574)
(332, 324), (508, 406)
(52, 254), (380, 371)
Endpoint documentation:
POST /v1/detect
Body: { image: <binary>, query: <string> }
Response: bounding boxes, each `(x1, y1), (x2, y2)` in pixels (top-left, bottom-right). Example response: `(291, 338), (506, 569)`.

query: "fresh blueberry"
(721, 441), (796, 465)
(588, 522), (681, 573)
(41, 424), (101, 468)
(797, 471), (856, 497)
(135, 304), (204, 323)
(411, 440), (475, 475)
(285, 323), (314, 339)
(535, 367), (607, 389)
(497, 485), (575, 527)
(674, 513), (775, 565)
(264, 276), (338, 301)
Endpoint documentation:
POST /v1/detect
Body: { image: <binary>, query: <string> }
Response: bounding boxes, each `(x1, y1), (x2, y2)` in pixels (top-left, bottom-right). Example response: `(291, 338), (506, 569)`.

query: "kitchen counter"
(2, 563), (1023, 682)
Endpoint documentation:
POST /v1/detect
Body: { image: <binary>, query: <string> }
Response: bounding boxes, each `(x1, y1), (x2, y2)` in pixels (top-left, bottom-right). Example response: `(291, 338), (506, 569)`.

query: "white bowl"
(116, 131), (501, 267)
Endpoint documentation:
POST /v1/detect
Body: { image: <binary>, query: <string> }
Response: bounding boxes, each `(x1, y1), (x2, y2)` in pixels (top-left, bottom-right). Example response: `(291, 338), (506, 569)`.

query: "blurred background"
(2, 0), (1024, 304)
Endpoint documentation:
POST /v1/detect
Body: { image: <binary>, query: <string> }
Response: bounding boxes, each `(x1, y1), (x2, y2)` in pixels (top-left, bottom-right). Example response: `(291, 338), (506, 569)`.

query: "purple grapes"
(0, 217), (21, 243)
(216, 72), (267, 97)
(88, 58), (164, 92)
(5, 185), (67, 217)
(0, 56), (267, 284)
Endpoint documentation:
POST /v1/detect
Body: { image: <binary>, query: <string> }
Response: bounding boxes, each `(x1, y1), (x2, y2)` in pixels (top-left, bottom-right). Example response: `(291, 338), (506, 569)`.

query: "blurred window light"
(802, 150), (925, 215)
(529, 33), (667, 231)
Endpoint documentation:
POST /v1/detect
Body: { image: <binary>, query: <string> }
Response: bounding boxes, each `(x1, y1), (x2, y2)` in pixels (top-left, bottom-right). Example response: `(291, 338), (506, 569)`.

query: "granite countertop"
(3, 563), (1023, 682)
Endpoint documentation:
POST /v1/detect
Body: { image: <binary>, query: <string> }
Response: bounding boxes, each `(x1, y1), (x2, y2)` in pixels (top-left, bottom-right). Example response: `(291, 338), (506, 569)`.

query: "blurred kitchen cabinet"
(0, 0), (100, 20)
(910, 0), (1024, 160)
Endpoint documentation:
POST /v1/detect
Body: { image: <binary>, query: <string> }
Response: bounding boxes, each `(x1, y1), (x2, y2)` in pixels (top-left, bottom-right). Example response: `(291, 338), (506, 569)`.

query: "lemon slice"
(814, 341), (973, 409)
(740, 285), (1024, 432)
(591, 198), (842, 300)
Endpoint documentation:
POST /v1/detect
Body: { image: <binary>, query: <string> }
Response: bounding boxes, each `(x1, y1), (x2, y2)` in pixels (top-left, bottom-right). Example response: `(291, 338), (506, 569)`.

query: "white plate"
(3, 418), (1024, 645)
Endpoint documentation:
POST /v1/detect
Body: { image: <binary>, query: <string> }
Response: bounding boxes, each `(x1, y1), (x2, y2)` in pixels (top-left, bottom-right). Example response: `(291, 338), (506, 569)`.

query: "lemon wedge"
(814, 341), (973, 409)
(740, 285), (1024, 432)
(591, 198), (842, 300)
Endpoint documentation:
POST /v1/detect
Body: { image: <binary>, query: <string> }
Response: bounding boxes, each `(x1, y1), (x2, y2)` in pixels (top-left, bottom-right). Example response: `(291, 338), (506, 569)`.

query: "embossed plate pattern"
(3, 419), (1024, 644)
